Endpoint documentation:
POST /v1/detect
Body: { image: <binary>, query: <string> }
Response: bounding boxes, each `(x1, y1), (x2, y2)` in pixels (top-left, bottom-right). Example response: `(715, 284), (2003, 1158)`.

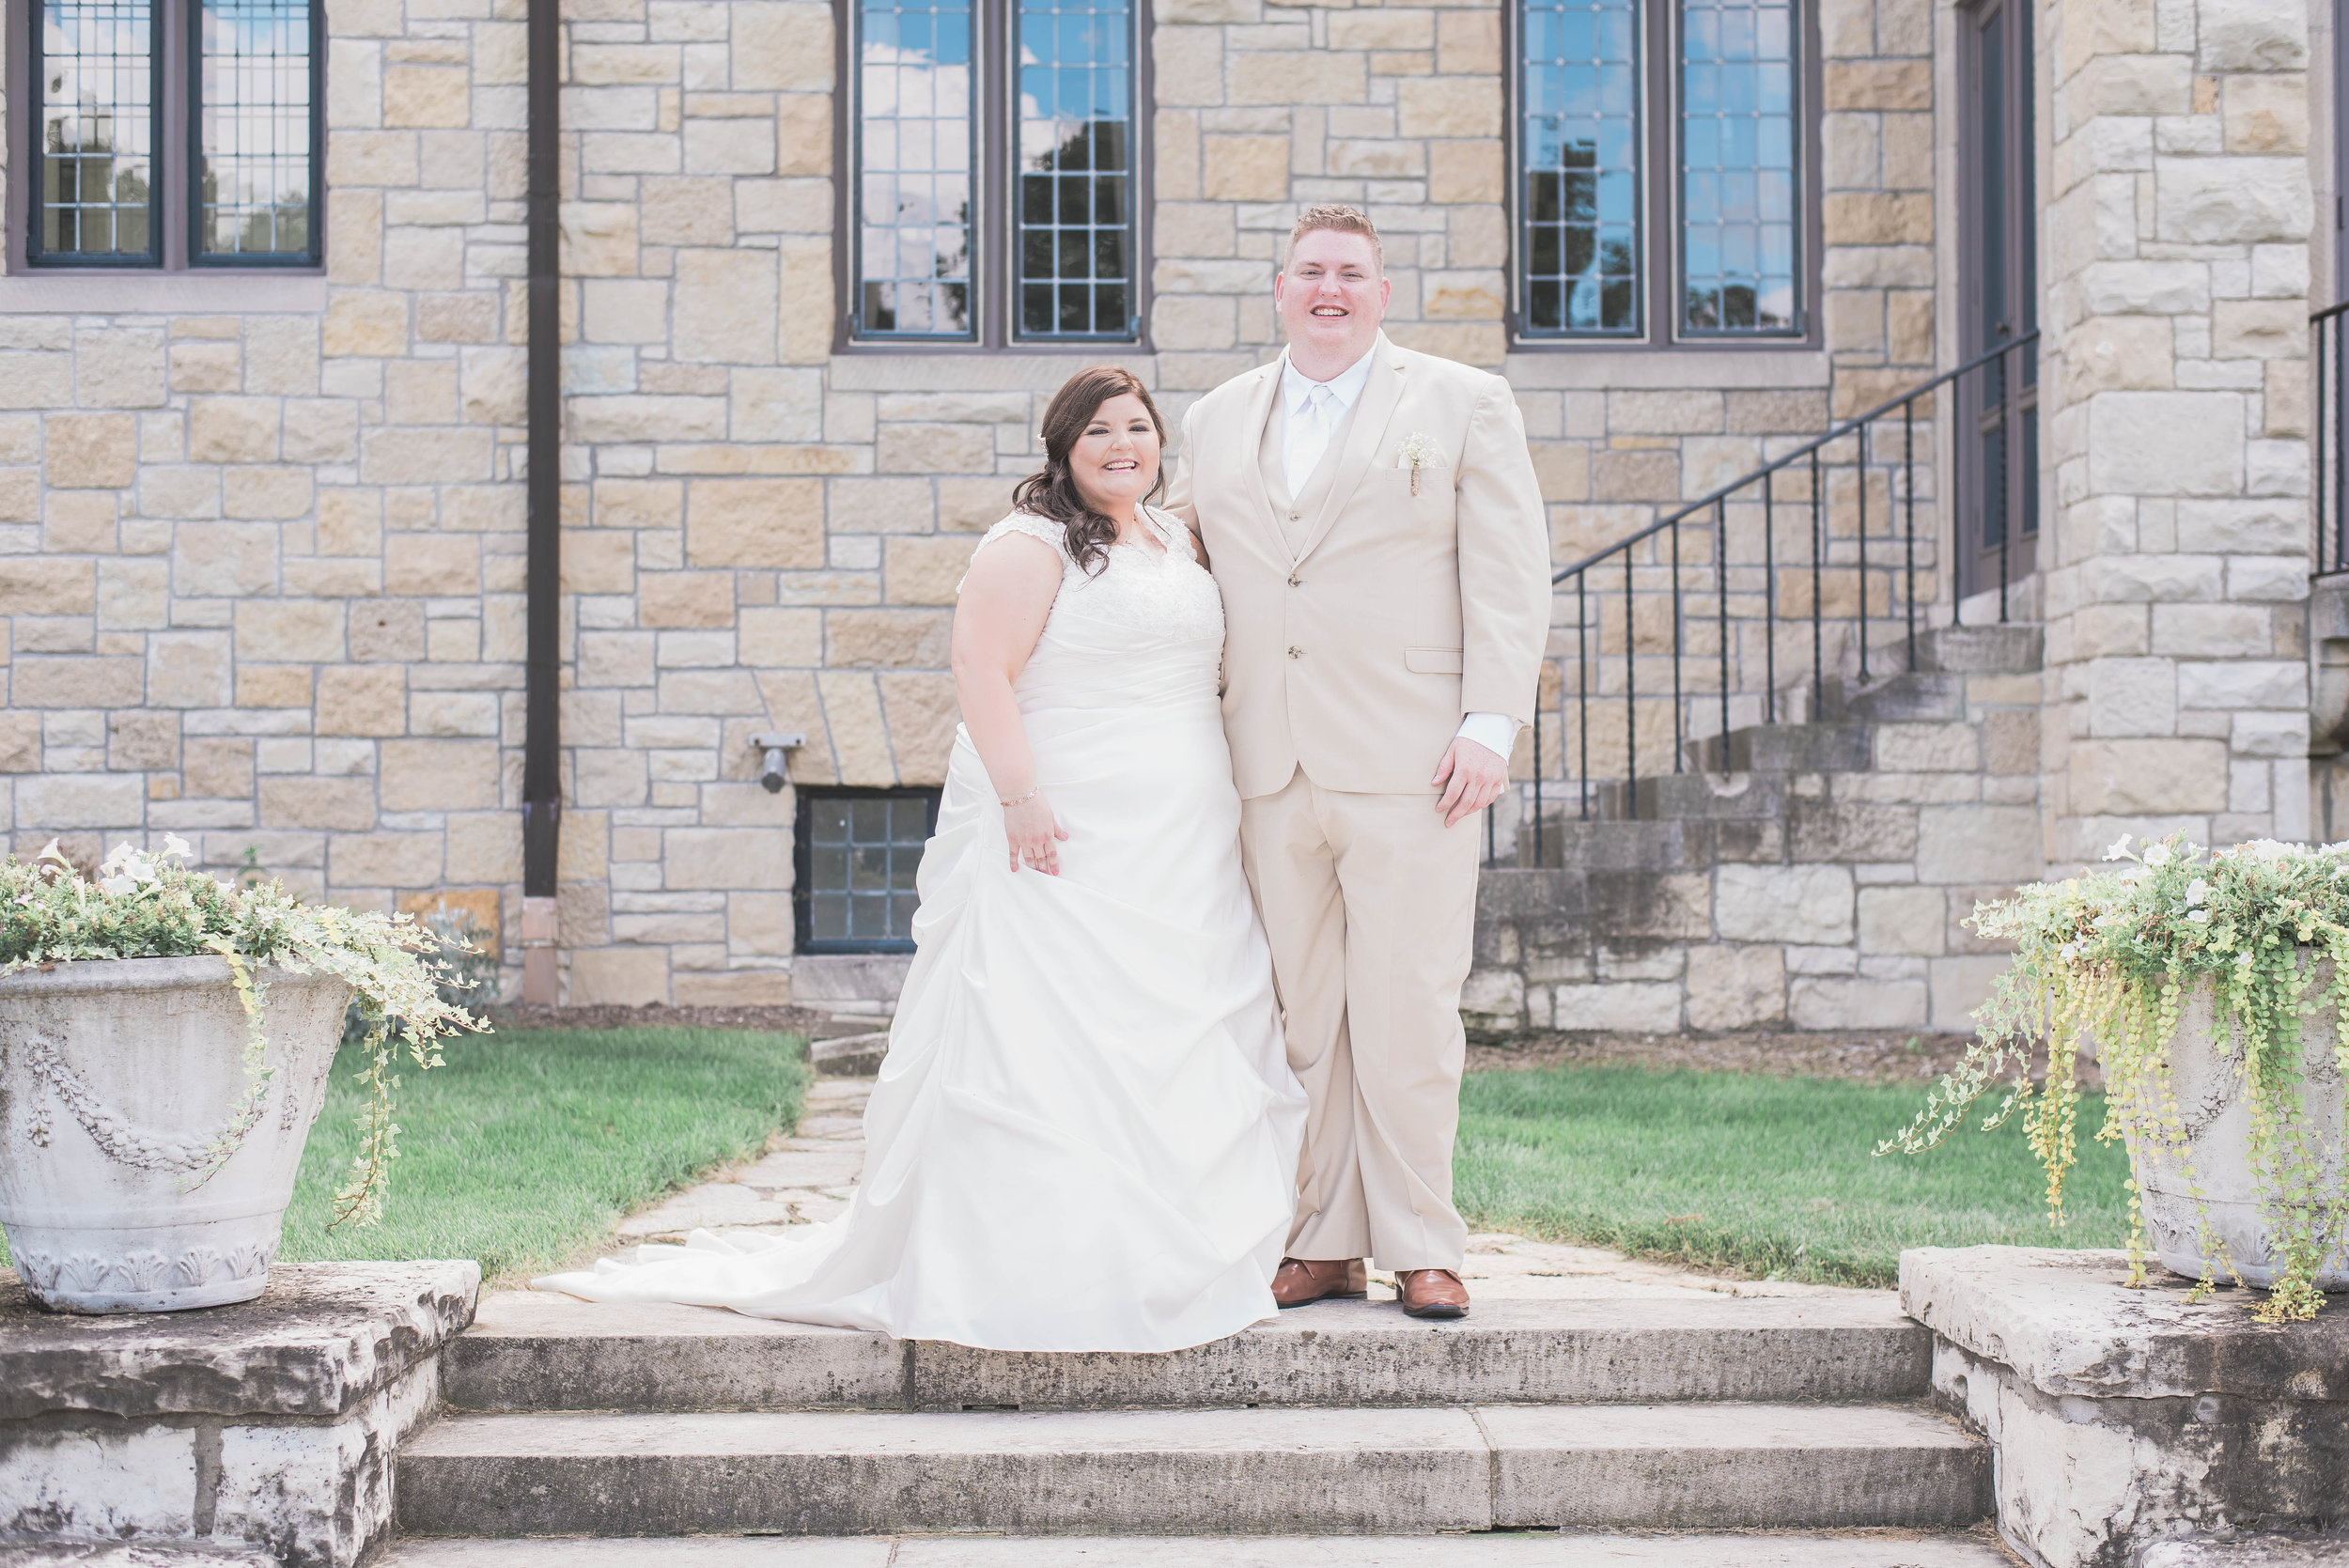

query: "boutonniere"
(1396, 432), (1443, 496)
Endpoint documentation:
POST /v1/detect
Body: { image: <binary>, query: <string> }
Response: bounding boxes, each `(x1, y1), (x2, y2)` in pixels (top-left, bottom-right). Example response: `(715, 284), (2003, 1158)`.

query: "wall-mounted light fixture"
(751, 733), (806, 794)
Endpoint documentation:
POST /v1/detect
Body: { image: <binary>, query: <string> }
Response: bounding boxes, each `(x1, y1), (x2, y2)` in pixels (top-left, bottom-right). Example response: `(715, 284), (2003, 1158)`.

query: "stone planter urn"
(0, 955), (353, 1313)
(2132, 973), (2349, 1292)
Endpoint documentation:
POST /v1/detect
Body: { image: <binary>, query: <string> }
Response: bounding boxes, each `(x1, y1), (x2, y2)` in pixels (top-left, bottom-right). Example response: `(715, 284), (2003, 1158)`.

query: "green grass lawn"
(2, 1027), (809, 1286)
(1455, 1063), (2133, 1288)
(6, 1032), (2122, 1295)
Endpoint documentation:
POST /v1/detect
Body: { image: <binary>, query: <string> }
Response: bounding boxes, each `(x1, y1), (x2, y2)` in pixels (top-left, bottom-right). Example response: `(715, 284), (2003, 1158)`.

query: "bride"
(535, 367), (1309, 1352)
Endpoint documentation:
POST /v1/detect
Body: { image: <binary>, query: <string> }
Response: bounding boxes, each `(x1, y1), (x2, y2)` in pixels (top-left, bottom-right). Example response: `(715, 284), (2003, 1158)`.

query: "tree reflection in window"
(1520, 0), (1641, 334)
(1679, 0), (1797, 333)
(1016, 0), (1134, 338)
(857, 0), (975, 337)
(37, 0), (157, 259)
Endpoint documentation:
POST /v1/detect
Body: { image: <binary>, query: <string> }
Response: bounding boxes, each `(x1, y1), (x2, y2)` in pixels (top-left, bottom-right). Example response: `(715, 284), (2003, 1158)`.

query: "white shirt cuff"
(1455, 712), (1520, 760)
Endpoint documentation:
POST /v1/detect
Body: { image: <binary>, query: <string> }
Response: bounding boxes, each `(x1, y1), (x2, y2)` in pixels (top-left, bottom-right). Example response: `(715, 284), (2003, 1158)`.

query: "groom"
(1166, 206), (1550, 1319)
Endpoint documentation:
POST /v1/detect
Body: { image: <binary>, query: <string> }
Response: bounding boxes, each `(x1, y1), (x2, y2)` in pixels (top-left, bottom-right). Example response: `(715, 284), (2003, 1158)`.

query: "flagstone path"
(604, 1075), (1869, 1305)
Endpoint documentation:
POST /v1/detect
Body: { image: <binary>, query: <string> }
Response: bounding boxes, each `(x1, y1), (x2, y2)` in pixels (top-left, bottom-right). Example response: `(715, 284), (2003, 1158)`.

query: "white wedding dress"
(535, 506), (1308, 1352)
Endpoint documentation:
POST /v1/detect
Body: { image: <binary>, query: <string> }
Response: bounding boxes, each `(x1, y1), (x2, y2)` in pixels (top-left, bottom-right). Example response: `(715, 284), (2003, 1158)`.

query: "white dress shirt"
(1278, 347), (1521, 765)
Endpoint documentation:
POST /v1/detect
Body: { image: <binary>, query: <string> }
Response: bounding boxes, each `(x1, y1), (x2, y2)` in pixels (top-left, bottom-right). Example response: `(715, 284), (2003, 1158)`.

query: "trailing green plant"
(0, 835), (488, 1226)
(340, 907), (501, 1048)
(1879, 833), (2349, 1323)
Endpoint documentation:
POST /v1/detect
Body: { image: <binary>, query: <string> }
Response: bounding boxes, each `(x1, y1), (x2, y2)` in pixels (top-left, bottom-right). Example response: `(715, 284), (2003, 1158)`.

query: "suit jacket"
(1165, 333), (1553, 799)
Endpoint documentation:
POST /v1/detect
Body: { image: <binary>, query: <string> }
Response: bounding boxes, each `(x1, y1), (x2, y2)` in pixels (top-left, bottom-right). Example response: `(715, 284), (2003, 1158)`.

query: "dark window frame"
(1505, 0), (1822, 350)
(831, 0), (1154, 353)
(792, 784), (942, 955)
(12, 0), (323, 271)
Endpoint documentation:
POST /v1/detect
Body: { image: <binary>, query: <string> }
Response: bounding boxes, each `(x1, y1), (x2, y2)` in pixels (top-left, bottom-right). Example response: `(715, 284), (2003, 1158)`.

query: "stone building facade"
(0, 0), (2328, 1021)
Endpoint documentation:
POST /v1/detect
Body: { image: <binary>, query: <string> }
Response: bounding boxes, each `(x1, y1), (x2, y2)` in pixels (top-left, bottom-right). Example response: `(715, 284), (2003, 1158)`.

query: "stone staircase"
(1470, 622), (2046, 1035)
(378, 1290), (2005, 1559)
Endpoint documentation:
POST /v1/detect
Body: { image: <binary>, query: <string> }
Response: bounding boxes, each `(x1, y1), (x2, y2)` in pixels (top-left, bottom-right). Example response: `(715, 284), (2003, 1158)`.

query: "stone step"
(1823, 671), (1968, 724)
(377, 1529), (2022, 1566)
(1688, 722), (1874, 774)
(393, 1402), (1988, 1537)
(1910, 622), (2043, 675)
(442, 1293), (1929, 1412)
(1601, 769), (1793, 823)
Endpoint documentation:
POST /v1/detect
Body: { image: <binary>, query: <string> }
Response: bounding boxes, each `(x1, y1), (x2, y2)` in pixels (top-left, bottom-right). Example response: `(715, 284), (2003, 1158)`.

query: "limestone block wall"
(2034, 0), (2317, 866)
(0, 0), (2310, 1010)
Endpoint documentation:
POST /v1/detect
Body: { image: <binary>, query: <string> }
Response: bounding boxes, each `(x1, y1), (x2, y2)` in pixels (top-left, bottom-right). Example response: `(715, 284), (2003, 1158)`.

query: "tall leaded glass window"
(195, 0), (319, 260)
(1519, 0), (1640, 335)
(1679, 0), (1797, 333)
(1514, 0), (1810, 344)
(1016, 0), (1134, 338)
(848, 0), (1142, 345)
(25, 0), (319, 268)
(32, 0), (159, 262)
(855, 0), (975, 335)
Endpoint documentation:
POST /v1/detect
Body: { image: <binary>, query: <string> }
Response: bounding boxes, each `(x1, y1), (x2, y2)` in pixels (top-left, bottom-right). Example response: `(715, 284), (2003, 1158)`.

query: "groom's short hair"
(1285, 205), (1383, 273)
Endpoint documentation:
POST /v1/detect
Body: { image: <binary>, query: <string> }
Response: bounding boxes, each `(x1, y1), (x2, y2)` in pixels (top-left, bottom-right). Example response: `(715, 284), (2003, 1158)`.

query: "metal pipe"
(1855, 419), (1869, 683)
(2319, 317), (2330, 573)
(2001, 349), (2020, 624)
(1903, 401), (1916, 669)
(1624, 551), (1637, 819)
(1716, 497), (1729, 771)
(1810, 447), (1823, 709)
(520, 0), (562, 1005)
(1577, 572), (1590, 821)
(1671, 523), (1683, 773)
(1532, 690), (1544, 868)
(1763, 468), (1776, 723)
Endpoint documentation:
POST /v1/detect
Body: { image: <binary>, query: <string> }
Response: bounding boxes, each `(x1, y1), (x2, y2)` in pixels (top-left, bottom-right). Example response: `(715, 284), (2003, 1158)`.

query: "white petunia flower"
(2186, 878), (2209, 906)
(2143, 844), (2172, 868)
(2187, 908), (2209, 924)
(2104, 833), (2133, 861)
(99, 875), (136, 896)
(160, 832), (193, 861)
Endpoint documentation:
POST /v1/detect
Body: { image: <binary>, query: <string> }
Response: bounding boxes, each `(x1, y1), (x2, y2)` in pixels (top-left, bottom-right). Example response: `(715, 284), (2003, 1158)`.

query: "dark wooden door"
(1957, 0), (2038, 606)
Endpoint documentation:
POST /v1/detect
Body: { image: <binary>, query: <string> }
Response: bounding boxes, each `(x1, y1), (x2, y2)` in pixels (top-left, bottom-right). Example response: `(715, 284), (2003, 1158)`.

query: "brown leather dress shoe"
(1271, 1257), (1368, 1308)
(1394, 1267), (1470, 1319)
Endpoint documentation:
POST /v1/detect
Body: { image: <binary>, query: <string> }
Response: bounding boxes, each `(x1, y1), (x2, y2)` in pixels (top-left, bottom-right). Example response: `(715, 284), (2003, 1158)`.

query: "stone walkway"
(611, 1075), (1874, 1305)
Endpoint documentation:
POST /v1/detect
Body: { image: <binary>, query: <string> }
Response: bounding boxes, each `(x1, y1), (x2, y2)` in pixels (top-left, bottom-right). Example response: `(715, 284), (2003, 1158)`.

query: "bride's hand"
(1004, 794), (1070, 876)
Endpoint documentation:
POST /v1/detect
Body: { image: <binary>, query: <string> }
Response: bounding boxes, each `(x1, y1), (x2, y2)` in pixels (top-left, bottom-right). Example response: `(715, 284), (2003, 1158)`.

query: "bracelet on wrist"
(1000, 785), (1039, 808)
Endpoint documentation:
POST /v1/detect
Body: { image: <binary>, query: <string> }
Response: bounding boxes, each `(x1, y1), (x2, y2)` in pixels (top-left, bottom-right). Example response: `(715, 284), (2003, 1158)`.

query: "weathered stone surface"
(396, 1398), (1983, 1536)
(0, 1260), (478, 1421)
(1906, 1249), (2349, 1568)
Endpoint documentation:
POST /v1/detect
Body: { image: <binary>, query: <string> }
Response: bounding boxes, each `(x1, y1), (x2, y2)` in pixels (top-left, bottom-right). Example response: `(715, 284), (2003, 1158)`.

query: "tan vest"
(1164, 334), (1554, 799)
(1261, 387), (1364, 554)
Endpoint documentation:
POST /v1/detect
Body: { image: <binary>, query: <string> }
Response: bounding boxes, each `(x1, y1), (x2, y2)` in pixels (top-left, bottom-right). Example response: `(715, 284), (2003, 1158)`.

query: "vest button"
(1286, 646), (1302, 660)
(1286, 574), (1301, 588)
(1287, 511), (1299, 521)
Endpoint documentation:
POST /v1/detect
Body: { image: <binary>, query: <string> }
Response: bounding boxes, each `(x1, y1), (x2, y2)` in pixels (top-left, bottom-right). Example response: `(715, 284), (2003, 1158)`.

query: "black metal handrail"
(1486, 332), (2040, 869)
(2314, 301), (2348, 576)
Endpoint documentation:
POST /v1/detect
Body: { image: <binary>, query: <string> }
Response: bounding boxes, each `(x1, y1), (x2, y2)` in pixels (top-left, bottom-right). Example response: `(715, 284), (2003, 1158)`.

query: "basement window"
(794, 787), (941, 954)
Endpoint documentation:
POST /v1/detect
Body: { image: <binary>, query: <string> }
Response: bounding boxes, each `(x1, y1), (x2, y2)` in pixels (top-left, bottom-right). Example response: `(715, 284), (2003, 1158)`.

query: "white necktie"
(1289, 384), (1336, 489)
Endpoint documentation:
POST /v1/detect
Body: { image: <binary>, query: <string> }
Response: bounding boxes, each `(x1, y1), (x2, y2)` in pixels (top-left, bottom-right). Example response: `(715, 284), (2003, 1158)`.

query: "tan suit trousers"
(1238, 768), (1482, 1271)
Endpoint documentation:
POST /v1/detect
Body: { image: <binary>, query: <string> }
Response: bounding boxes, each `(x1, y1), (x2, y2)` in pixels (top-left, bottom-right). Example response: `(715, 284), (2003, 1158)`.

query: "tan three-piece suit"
(1167, 332), (1551, 1271)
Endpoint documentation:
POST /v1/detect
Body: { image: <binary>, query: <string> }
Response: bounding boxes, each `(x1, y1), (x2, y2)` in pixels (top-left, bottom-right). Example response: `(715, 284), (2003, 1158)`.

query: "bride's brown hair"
(1011, 366), (1170, 577)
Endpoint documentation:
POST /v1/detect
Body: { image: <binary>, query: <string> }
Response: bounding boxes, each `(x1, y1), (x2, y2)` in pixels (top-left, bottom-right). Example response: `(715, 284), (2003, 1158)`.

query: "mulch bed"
(488, 1002), (848, 1036)
(488, 1007), (2091, 1089)
(1469, 1027), (2100, 1088)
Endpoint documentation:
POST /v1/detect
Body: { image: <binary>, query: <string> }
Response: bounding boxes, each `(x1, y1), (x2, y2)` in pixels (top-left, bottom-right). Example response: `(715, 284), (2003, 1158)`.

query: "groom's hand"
(1433, 737), (1508, 828)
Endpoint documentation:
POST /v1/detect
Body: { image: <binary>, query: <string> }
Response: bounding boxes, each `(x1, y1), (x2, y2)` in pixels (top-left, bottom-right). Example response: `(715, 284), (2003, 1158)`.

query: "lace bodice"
(967, 507), (1224, 711)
